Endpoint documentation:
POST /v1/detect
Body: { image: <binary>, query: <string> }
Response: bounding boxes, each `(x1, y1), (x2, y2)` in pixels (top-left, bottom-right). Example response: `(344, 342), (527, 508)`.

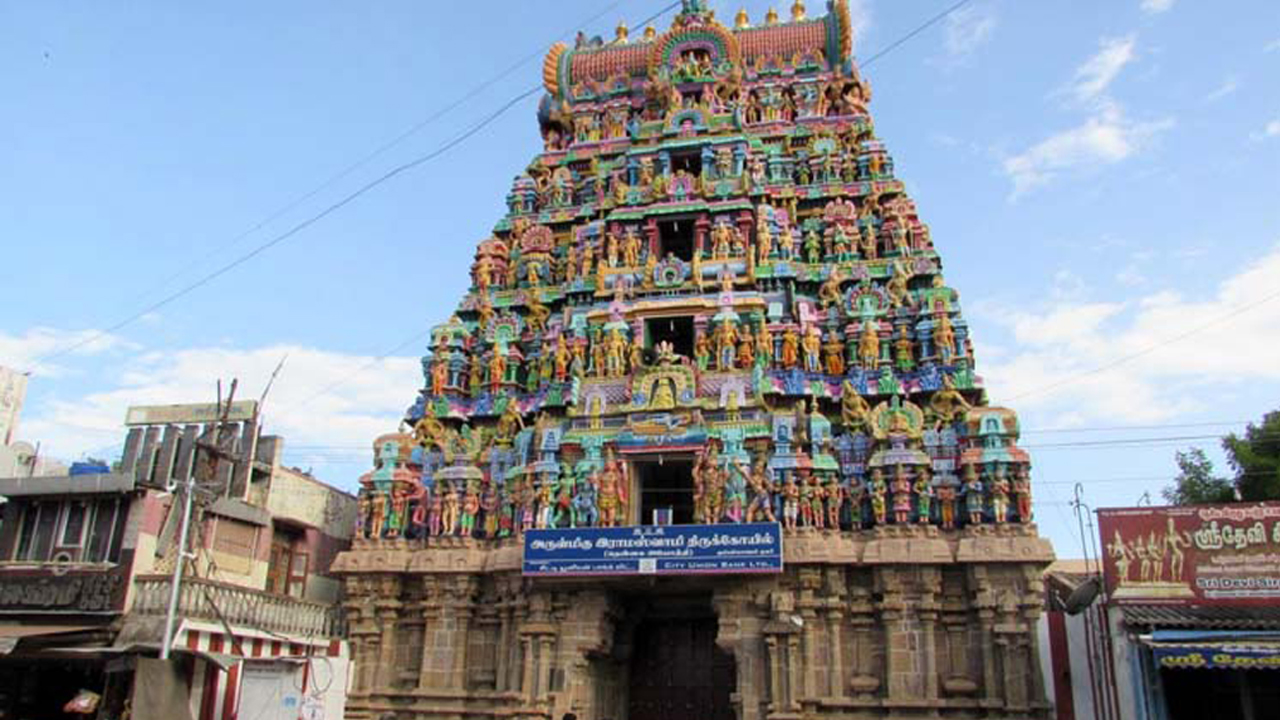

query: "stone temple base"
(334, 524), (1053, 720)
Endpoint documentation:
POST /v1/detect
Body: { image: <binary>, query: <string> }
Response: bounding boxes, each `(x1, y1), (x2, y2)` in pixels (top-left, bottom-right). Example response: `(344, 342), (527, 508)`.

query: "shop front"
(1098, 503), (1280, 720)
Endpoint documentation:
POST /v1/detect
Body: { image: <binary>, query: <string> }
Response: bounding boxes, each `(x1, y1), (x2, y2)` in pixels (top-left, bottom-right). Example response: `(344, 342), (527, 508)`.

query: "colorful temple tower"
(334, 2), (1054, 719)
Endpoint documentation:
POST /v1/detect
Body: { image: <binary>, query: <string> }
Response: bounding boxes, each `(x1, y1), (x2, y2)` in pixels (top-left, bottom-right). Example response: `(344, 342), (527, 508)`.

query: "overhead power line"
(858, 0), (973, 68)
(97, 0), (631, 318)
(22, 84), (542, 371)
(17, 0), (677, 373)
(1006, 286), (1280, 402)
(265, 0), (985, 415)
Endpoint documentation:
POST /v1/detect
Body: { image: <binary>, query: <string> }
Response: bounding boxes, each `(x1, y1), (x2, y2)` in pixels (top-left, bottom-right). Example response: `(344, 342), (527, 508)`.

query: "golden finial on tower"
(765, 7), (779, 25)
(615, 21), (629, 43)
(644, 25), (657, 41)
(791, 0), (807, 21)
(735, 8), (750, 28)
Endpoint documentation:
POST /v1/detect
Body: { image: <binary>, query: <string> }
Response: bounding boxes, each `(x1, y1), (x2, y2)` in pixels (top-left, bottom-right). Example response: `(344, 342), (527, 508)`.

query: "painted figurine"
(991, 466), (1010, 524)
(825, 474), (844, 529)
(1014, 466), (1033, 523)
(914, 467), (933, 524)
(937, 483), (957, 530)
(782, 475), (800, 531)
(869, 469), (887, 525)
(744, 458), (777, 523)
(964, 465), (984, 525)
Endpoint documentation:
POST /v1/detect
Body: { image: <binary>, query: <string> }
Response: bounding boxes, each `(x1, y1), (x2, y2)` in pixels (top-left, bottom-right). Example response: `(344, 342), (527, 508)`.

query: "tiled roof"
(1120, 604), (1280, 630)
(737, 21), (827, 60)
(570, 44), (651, 81)
(566, 21), (831, 83)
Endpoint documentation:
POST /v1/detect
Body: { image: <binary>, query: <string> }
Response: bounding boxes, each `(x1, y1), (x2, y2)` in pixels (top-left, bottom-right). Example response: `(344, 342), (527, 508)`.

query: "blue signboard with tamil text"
(522, 522), (784, 577)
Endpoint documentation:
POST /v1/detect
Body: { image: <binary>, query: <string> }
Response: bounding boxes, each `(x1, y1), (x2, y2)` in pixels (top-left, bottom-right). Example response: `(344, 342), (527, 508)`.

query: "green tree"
(1162, 448), (1236, 505)
(1225, 410), (1280, 501)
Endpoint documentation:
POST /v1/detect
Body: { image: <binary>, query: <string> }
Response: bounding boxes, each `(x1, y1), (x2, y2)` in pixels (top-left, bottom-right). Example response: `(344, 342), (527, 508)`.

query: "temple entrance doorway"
(622, 593), (735, 720)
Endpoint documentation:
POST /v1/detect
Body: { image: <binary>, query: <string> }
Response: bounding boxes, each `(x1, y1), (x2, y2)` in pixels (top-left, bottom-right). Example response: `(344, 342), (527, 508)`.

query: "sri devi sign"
(522, 522), (784, 576)
(1097, 502), (1280, 605)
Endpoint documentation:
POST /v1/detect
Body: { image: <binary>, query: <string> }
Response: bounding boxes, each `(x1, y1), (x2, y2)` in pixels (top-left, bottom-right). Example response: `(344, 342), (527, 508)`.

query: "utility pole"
(159, 463), (195, 660)
(160, 379), (237, 660)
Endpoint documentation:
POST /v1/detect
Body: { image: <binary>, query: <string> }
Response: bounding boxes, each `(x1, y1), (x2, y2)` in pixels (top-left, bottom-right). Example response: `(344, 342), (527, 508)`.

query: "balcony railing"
(131, 574), (343, 638)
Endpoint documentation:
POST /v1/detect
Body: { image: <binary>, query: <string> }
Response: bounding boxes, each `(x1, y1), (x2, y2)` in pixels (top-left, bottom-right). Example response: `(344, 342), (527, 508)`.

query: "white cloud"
(1267, 38), (1280, 53)
(1065, 35), (1137, 105)
(944, 4), (997, 59)
(1204, 77), (1239, 102)
(1002, 103), (1173, 196)
(976, 244), (1280, 425)
(0, 327), (131, 377)
(1252, 119), (1280, 141)
(1140, 0), (1174, 14)
(1004, 34), (1172, 197)
(1115, 265), (1147, 288)
(17, 341), (421, 482)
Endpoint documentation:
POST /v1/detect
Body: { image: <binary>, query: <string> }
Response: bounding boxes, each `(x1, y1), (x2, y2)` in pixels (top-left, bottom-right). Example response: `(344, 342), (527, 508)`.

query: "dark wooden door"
(628, 617), (736, 720)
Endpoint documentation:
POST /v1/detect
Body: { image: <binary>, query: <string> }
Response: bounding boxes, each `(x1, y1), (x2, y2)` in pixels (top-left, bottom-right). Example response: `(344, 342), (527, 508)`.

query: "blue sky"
(1, 0), (1278, 555)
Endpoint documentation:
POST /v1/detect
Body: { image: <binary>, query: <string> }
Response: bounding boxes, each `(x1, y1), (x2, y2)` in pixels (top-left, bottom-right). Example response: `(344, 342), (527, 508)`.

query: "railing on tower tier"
(131, 574), (343, 638)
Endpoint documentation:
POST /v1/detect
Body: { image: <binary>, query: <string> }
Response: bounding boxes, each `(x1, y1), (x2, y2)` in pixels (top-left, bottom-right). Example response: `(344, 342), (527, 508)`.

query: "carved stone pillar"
(537, 636), (555, 701)
(373, 575), (403, 691)
(713, 588), (763, 720)
(449, 577), (477, 690)
(786, 635), (802, 712)
(520, 635), (536, 699)
(846, 587), (880, 699)
(694, 215), (710, 255)
(877, 568), (918, 702)
(736, 210), (754, 249)
(417, 576), (441, 690)
(918, 567), (941, 701)
(495, 600), (512, 693)
(824, 607), (845, 698)
(970, 567), (1000, 706)
(764, 634), (785, 712)
(762, 588), (801, 715)
(361, 633), (381, 693)
(644, 216), (660, 257)
(797, 568), (822, 704)
(1021, 565), (1050, 709)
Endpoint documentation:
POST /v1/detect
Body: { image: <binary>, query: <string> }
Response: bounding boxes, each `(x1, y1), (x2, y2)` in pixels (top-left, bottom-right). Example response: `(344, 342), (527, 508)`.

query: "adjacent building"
(1040, 502), (1280, 720)
(0, 364), (69, 477)
(335, 2), (1054, 720)
(0, 401), (357, 720)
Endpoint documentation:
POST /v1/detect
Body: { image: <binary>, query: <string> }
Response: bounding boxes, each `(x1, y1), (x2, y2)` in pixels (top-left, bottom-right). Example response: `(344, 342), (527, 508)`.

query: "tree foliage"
(1226, 410), (1280, 502)
(1164, 411), (1280, 505)
(1162, 448), (1236, 506)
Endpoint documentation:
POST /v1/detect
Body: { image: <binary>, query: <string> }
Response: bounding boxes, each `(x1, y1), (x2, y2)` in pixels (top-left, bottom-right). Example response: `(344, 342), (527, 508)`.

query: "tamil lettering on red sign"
(1098, 502), (1280, 605)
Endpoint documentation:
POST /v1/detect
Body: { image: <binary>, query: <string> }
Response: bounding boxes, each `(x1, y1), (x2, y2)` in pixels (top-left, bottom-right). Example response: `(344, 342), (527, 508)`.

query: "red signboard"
(1097, 502), (1280, 605)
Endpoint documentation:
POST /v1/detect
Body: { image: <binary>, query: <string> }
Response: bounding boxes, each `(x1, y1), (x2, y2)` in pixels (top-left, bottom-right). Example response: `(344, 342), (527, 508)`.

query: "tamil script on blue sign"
(522, 522), (784, 576)
(1154, 644), (1280, 670)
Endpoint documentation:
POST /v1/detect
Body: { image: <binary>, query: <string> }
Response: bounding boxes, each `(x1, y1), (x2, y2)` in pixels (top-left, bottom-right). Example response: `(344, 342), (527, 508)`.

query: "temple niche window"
(658, 217), (695, 261)
(670, 149), (702, 177)
(645, 316), (694, 359)
(636, 458), (697, 525)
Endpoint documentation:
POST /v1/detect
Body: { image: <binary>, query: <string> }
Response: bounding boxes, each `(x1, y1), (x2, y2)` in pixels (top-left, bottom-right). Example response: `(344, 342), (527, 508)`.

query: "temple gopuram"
(333, 2), (1055, 719)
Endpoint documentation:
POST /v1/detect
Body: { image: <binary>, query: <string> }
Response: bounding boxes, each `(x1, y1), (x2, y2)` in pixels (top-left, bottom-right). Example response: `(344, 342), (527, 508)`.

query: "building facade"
(1040, 502), (1280, 720)
(335, 2), (1054, 719)
(0, 401), (357, 720)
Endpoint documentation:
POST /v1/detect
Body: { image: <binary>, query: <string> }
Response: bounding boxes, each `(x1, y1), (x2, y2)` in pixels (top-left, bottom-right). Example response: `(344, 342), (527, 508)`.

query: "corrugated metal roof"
(1121, 604), (1280, 630)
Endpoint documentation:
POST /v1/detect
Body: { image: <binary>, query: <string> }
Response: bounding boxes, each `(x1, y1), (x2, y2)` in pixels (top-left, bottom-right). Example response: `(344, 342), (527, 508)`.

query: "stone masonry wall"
(336, 526), (1052, 720)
